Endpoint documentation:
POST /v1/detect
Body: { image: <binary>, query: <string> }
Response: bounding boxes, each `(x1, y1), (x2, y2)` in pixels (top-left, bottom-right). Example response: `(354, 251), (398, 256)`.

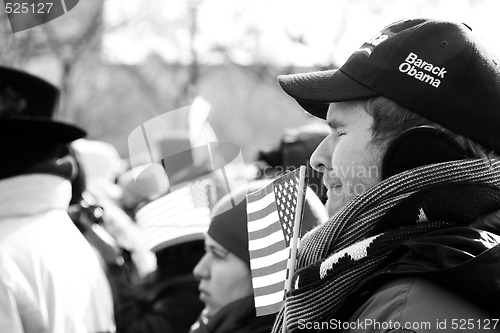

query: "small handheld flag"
(246, 166), (308, 317)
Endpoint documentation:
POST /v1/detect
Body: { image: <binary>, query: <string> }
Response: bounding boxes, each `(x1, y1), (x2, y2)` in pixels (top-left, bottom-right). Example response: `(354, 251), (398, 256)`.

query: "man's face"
(310, 101), (384, 217)
(193, 235), (253, 319)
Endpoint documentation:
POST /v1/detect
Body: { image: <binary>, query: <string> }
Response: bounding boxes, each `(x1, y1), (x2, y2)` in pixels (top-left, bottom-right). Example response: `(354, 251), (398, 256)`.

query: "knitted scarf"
(272, 159), (500, 332)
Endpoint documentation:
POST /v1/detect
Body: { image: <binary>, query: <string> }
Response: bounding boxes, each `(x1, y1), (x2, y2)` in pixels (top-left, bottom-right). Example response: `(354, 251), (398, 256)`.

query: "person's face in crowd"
(193, 234), (253, 319)
(310, 101), (384, 217)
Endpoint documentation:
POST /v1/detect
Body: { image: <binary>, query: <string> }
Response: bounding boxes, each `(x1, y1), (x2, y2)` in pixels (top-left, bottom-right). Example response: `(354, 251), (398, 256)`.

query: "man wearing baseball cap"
(273, 19), (500, 332)
(0, 66), (116, 333)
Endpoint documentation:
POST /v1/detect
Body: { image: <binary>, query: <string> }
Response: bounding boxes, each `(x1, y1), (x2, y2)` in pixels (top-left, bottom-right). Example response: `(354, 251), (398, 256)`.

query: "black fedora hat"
(0, 66), (86, 142)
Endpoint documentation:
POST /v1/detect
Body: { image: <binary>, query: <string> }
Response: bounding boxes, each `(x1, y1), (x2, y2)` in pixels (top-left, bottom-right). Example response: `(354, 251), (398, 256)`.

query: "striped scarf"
(272, 159), (500, 332)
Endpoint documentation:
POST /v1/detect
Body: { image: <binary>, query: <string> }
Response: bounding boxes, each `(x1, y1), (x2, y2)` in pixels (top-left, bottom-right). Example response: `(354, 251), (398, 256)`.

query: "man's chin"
(326, 196), (348, 218)
(202, 306), (216, 320)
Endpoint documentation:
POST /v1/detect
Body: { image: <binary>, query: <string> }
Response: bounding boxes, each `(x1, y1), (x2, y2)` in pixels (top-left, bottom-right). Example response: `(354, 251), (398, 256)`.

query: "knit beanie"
(207, 197), (250, 267)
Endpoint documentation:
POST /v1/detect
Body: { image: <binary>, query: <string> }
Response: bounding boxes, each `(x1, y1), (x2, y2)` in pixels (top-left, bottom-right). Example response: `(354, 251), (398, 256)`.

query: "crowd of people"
(2, 17), (500, 333)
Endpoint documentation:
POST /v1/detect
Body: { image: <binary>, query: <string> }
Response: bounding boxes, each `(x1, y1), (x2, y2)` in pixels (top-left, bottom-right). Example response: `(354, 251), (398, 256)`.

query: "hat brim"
(277, 69), (378, 119)
(151, 232), (205, 252)
(0, 117), (86, 142)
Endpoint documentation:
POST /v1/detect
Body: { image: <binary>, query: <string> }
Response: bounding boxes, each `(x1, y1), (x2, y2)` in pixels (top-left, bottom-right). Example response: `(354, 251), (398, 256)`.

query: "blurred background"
(2, 0), (499, 163)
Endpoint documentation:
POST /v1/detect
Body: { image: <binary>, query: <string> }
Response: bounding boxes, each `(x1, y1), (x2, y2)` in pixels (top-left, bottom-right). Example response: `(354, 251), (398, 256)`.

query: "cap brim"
(0, 118), (86, 142)
(278, 69), (378, 119)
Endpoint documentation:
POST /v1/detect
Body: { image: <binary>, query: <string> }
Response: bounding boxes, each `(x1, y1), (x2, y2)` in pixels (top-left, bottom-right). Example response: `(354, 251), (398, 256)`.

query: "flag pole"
(282, 165), (307, 333)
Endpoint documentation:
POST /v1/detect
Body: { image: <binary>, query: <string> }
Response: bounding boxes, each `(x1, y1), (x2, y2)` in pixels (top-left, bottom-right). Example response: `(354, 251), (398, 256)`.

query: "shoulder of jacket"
(346, 276), (492, 332)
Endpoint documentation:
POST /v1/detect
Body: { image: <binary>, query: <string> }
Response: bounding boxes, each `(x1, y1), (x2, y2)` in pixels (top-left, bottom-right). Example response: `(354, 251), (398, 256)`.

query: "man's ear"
(382, 126), (469, 179)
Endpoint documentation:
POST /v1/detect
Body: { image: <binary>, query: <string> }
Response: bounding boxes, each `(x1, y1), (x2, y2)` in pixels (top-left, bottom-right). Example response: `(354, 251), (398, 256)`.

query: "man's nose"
(193, 253), (210, 280)
(310, 135), (333, 173)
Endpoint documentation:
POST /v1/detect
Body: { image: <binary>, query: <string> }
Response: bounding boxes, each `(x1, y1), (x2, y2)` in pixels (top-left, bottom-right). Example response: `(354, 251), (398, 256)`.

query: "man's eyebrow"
(206, 244), (228, 255)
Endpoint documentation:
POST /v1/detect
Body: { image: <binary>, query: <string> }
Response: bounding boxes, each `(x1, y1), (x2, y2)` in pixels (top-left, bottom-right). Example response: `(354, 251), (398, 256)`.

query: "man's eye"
(213, 252), (225, 259)
(212, 250), (228, 259)
(206, 247), (228, 259)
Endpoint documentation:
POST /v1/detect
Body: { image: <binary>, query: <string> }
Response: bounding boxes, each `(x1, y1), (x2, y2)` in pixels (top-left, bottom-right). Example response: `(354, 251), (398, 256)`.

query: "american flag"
(246, 168), (307, 316)
(135, 178), (215, 252)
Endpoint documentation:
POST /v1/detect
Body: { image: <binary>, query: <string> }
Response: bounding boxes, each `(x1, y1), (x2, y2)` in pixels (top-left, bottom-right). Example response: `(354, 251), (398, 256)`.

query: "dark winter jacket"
(190, 295), (276, 333)
(113, 273), (203, 333)
(112, 241), (205, 333)
(332, 211), (500, 332)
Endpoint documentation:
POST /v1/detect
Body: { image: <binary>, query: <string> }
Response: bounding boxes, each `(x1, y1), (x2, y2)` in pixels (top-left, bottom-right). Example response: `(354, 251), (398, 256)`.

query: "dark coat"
(190, 295), (276, 333)
(112, 241), (205, 333)
(113, 274), (203, 333)
(331, 211), (500, 332)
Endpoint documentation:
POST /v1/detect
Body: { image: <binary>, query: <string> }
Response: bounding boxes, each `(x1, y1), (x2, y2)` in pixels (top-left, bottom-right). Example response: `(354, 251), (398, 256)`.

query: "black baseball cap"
(278, 18), (500, 153)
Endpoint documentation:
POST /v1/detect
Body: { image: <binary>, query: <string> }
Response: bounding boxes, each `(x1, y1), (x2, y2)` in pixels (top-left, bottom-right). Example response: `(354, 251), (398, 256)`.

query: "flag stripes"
(136, 179), (214, 251)
(251, 257), (289, 275)
(247, 189), (276, 213)
(252, 269), (289, 288)
(248, 216), (282, 237)
(250, 242), (287, 261)
(250, 248), (288, 274)
(246, 168), (303, 316)
(247, 209), (280, 233)
(247, 201), (277, 224)
(254, 281), (288, 298)
(137, 186), (204, 227)
(254, 291), (288, 313)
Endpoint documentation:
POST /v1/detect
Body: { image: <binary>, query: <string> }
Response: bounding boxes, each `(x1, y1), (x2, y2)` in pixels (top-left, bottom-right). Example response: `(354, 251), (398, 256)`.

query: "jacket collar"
(0, 174), (72, 218)
(192, 295), (275, 333)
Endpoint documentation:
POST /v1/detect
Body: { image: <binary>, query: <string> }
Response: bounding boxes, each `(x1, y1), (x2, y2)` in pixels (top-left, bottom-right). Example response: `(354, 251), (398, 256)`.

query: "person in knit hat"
(271, 18), (500, 332)
(190, 183), (275, 333)
(190, 181), (327, 333)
